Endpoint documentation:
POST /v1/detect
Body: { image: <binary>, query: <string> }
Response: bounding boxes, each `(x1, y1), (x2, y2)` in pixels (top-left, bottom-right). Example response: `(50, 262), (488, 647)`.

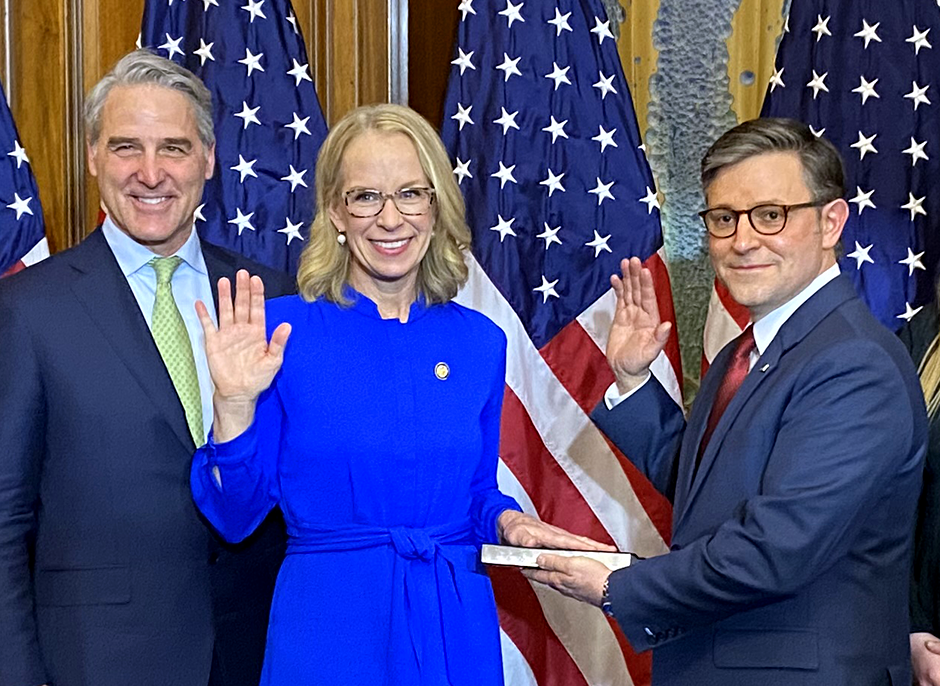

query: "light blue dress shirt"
(102, 217), (217, 442)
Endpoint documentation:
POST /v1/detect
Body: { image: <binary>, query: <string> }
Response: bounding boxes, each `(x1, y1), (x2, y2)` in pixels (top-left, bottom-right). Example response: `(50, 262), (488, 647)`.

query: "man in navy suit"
(0, 51), (291, 686)
(528, 118), (927, 685)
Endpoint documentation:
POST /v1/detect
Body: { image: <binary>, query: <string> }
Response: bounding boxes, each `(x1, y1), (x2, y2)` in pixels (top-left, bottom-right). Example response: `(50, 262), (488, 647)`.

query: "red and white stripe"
(2, 237), (48, 277)
(455, 248), (682, 686)
(701, 277), (749, 375)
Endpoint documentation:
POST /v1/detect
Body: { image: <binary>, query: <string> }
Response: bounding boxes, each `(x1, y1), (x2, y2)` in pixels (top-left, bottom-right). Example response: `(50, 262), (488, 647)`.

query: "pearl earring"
(337, 233), (347, 245)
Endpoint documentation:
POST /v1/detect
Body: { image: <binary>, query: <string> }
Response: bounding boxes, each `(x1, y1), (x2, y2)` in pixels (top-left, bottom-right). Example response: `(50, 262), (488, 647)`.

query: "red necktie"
(697, 325), (756, 465)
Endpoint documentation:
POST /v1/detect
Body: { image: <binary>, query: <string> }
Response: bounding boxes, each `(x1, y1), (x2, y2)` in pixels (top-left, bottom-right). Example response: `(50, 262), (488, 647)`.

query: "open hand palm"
(196, 270), (291, 404)
(606, 257), (671, 380)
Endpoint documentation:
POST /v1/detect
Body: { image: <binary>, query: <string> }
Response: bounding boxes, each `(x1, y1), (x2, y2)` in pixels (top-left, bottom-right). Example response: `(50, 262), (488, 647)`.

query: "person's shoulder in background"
(899, 299), (939, 365)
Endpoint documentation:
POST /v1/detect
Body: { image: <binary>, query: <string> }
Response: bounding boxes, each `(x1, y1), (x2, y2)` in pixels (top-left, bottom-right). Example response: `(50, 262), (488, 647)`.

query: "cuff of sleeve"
(911, 620), (938, 635)
(487, 500), (523, 544)
(206, 419), (259, 464)
(604, 373), (652, 410)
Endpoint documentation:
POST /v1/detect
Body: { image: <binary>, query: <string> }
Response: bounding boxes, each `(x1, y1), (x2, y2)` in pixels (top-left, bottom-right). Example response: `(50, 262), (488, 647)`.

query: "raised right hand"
(196, 270), (291, 441)
(606, 257), (671, 394)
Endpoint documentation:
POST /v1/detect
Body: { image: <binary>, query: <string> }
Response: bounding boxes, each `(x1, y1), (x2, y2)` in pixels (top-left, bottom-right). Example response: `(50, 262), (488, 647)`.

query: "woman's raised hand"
(195, 270), (291, 441)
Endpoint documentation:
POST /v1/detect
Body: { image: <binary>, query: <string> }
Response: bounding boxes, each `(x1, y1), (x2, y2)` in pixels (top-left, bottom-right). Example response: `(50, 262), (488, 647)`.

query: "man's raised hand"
(606, 257), (671, 394)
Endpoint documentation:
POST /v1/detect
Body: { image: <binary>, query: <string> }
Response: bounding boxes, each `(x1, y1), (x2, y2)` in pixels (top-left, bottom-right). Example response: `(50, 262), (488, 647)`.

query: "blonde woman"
(189, 104), (606, 685)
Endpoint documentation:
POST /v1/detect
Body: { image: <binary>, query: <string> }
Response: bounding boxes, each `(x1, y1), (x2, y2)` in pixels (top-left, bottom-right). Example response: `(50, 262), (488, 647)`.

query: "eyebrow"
(346, 181), (429, 190)
(105, 137), (194, 149)
(162, 138), (194, 149)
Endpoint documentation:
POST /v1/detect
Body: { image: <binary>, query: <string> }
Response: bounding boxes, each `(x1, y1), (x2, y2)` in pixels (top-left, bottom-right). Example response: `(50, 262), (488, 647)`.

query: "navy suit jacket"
(592, 276), (927, 686)
(0, 229), (293, 686)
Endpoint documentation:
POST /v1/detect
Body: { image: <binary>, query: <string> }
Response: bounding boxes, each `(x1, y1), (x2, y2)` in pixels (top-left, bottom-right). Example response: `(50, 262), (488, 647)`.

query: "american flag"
(705, 0), (940, 363)
(441, 1), (680, 684)
(0, 81), (47, 277)
(140, 0), (327, 274)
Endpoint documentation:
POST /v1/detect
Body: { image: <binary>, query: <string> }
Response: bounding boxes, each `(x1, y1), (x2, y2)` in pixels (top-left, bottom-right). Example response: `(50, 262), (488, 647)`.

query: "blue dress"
(191, 291), (519, 685)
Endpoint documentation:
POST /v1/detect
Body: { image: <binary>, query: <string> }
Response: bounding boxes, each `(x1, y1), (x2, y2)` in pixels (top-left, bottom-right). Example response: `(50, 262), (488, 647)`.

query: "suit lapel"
(201, 240), (238, 314)
(672, 349), (730, 516)
(64, 229), (194, 453)
(676, 275), (859, 525)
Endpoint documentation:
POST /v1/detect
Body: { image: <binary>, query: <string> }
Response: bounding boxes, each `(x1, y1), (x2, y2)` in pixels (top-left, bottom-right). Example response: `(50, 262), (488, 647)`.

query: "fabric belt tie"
(389, 526), (436, 561)
(287, 520), (477, 684)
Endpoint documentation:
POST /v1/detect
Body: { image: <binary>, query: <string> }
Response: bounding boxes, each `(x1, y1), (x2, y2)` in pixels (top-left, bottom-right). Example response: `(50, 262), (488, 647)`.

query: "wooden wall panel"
(11, 0), (74, 253)
(81, 0), (144, 238)
(9, 0), (390, 254)
(322, 0), (388, 123)
(407, 0), (459, 128)
(617, 0), (660, 139)
(728, 0), (786, 122)
(296, 0), (389, 126)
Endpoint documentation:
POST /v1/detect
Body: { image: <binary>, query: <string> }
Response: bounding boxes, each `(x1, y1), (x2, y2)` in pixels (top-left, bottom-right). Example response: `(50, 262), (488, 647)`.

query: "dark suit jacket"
(0, 229), (294, 686)
(898, 302), (940, 636)
(592, 276), (926, 686)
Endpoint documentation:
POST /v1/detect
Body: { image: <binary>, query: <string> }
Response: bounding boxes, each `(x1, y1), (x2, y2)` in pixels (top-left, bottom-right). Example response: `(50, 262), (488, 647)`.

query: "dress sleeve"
(469, 329), (520, 544)
(190, 379), (283, 543)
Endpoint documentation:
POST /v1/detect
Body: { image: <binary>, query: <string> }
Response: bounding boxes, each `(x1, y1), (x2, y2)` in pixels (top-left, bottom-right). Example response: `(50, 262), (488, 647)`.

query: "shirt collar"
(342, 284), (430, 323)
(751, 263), (840, 356)
(101, 215), (207, 277)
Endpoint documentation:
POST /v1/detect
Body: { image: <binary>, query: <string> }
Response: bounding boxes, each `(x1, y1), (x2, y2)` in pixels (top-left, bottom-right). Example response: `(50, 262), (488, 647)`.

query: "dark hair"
(701, 118), (845, 202)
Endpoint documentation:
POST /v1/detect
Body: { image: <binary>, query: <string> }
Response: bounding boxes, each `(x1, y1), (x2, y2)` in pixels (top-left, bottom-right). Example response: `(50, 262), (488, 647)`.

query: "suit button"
(208, 552), (220, 565)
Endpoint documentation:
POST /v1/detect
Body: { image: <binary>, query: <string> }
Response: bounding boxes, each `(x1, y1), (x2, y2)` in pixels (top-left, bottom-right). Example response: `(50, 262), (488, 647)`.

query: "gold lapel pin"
(435, 362), (450, 380)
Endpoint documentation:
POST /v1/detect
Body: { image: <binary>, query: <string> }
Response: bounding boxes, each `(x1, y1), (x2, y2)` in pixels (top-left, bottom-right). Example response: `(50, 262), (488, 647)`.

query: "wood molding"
(10, 0), (390, 253)
(11, 0), (72, 253)
(297, 0), (389, 126)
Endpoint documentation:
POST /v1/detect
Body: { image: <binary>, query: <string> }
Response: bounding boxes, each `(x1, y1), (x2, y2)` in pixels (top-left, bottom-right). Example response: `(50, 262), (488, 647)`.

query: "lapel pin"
(760, 363), (770, 373)
(435, 362), (450, 381)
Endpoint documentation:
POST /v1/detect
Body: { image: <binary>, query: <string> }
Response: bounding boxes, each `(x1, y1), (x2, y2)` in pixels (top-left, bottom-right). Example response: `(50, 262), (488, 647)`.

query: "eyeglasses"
(698, 200), (833, 238)
(342, 187), (436, 218)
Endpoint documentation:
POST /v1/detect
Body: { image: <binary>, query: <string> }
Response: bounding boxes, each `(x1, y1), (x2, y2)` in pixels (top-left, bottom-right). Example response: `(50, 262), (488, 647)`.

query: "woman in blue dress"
(190, 104), (605, 685)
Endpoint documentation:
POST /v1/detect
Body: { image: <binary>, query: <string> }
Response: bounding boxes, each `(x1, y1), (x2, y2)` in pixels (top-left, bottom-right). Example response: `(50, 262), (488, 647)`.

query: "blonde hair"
(296, 104), (470, 305)
(920, 334), (940, 417)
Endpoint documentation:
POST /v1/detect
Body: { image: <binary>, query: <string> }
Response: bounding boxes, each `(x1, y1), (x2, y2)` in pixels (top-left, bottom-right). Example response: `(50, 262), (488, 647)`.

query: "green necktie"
(149, 256), (203, 445)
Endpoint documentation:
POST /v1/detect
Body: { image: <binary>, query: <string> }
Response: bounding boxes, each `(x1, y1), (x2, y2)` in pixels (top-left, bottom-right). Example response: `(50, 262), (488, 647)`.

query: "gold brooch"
(434, 362), (450, 380)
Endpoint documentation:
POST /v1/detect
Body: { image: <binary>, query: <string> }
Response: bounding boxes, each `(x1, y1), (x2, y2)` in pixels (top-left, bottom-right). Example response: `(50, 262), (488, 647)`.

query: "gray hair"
(701, 118), (845, 203)
(84, 49), (214, 147)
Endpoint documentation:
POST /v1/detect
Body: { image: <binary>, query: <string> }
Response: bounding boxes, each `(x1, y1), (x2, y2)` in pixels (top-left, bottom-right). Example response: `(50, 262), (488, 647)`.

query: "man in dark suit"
(527, 118), (927, 685)
(0, 50), (291, 686)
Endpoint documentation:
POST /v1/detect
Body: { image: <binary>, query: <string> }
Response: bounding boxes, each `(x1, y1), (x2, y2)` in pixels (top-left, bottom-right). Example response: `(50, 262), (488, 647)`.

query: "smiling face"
(87, 84), (215, 256)
(706, 151), (847, 321)
(328, 130), (434, 298)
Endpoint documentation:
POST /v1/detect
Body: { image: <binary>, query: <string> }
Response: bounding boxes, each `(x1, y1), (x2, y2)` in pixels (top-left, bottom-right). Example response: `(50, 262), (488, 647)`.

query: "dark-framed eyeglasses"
(342, 187), (436, 218)
(698, 200), (834, 238)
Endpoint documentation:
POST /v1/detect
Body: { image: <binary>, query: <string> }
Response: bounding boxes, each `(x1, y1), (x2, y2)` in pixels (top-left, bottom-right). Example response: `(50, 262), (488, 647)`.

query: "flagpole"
(65, 0), (85, 246)
(388, 0), (407, 105)
(3, 0), (11, 103)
